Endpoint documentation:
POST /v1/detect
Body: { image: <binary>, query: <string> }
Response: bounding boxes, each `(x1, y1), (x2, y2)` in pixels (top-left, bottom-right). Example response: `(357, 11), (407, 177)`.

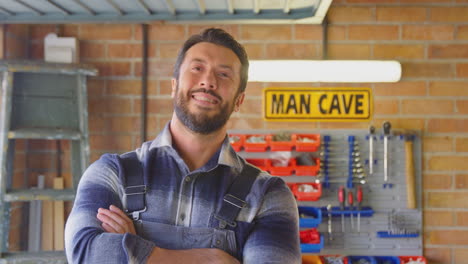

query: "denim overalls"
(116, 150), (259, 260)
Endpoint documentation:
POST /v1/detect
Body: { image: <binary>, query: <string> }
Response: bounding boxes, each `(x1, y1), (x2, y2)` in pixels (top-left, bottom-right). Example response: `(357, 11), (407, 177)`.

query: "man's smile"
(192, 93), (219, 104)
(190, 88), (222, 107)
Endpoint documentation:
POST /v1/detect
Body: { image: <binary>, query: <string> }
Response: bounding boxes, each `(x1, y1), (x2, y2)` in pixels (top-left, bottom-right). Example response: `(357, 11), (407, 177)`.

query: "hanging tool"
(347, 136), (356, 189)
(327, 204), (333, 241)
(338, 186), (345, 232)
(368, 126), (375, 176)
(321, 135), (331, 188)
(356, 185), (363, 233)
(405, 134), (416, 209)
(383, 121), (392, 188)
(348, 189), (354, 230)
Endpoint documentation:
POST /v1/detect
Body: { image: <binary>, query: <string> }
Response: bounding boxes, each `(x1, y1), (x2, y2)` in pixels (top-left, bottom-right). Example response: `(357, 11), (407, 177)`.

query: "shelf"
(0, 251), (66, 263)
(4, 189), (75, 202)
(237, 151), (321, 159)
(8, 128), (82, 140)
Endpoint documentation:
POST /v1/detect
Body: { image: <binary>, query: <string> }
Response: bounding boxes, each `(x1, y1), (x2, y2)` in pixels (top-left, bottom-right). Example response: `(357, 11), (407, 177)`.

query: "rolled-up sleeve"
(65, 155), (154, 264)
(243, 177), (301, 264)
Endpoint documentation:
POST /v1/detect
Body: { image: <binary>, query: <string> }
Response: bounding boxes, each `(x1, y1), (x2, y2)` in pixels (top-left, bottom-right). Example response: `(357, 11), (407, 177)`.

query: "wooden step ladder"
(0, 60), (97, 263)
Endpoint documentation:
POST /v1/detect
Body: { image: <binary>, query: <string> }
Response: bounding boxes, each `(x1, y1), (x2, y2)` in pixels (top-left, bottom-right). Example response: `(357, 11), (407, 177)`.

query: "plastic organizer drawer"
(347, 256), (377, 264)
(302, 255), (324, 264)
(246, 158), (270, 172)
(300, 234), (324, 253)
(298, 206), (322, 228)
(295, 134), (320, 152)
(295, 155), (320, 176)
(243, 134), (269, 152)
(375, 256), (400, 264)
(269, 158), (295, 176)
(228, 134), (244, 152)
(268, 133), (295, 151)
(399, 256), (426, 264)
(290, 182), (322, 201)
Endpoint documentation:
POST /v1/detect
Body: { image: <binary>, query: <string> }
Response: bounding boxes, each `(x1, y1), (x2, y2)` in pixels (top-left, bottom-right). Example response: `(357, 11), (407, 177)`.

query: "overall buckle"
(214, 214), (237, 229)
(128, 207), (147, 221)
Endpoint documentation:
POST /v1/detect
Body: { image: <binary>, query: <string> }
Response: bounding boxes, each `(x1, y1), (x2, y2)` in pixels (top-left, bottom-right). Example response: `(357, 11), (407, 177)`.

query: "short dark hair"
(173, 28), (249, 93)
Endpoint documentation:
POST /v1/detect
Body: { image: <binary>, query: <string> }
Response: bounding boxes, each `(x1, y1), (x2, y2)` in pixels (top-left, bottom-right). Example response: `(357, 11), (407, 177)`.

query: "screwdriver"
(369, 126), (375, 176)
(338, 186), (345, 232)
(348, 190), (354, 230)
(327, 204), (333, 241)
(357, 186), (363, 233)
(383, 121), (392, 188)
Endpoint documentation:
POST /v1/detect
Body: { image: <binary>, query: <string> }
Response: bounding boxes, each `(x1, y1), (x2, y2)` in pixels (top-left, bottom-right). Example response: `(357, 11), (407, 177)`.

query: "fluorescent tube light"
(248, 60), (402, 83)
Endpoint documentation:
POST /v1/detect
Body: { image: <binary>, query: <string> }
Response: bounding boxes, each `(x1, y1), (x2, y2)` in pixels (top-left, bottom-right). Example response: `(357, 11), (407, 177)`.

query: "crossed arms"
(97, 205), (239, 264)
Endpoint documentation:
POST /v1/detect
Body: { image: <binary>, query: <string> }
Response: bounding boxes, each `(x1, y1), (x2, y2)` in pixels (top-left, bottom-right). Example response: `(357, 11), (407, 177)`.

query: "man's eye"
(219, 72), (230, 78)
(193, 66), (202, 71)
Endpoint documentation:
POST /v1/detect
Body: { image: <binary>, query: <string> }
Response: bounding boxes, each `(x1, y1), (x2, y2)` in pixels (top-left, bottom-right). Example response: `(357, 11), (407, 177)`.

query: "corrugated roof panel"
(172, 0), (197, 11)
(290, 0), (321, 9)
(232, 0), (254, 11)
(143, 0), (168, 13)
(23, 0), (60, 13)
(259, 0), (284, 10)
(47, 0), (86, 14)
(77, 0), (112, 13)
(1, 1), (36, 13)
(0, 0), (331, 24)
(202, 0), (227, 10)
(111, 0), (144, 13)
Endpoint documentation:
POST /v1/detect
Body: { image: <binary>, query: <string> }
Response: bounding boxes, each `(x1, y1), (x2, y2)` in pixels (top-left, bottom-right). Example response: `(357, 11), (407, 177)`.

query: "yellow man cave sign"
(263, 87), (372, 122)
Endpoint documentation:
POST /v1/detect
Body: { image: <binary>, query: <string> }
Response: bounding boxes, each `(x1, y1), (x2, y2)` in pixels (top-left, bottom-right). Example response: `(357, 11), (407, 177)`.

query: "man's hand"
(97, 206), (240, 264)
(148, 247), (240, 264)
(97, 205), (136, 235)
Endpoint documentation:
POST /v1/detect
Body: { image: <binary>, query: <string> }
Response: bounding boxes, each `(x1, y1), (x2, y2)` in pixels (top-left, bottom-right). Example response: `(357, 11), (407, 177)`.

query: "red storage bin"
(300, 228), (321, 244)
(228, 134), (244, 152)
(270, 158), (295, 176)
(295, 134), (320, 152)
(295, 156), (320, 176)
(268, 133), (295, 151)
(290, 182), (322, 201)
(243, 134), (269, 152)
(399, 256), (427, 264)
(246, 158), (270, 172)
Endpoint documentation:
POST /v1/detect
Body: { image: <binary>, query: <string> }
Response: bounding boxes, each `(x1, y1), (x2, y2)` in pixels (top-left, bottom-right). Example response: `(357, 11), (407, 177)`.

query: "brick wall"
(2, 0), (467, 262)
(2, 24), (29, 59)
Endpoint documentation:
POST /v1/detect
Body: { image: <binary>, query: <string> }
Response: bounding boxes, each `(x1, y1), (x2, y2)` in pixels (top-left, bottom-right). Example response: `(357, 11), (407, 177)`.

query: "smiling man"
(65, 28), (301, 264)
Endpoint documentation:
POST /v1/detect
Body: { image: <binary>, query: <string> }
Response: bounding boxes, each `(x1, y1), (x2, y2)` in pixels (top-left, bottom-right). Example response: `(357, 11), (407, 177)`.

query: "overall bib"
(116, 151), (259, 261)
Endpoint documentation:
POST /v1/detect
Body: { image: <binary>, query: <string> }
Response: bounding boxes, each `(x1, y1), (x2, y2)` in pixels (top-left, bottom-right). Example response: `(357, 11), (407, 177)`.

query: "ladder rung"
(0, 251), (66, 263)
(4, 189), (75, 202)
(8, 128), (82, 140)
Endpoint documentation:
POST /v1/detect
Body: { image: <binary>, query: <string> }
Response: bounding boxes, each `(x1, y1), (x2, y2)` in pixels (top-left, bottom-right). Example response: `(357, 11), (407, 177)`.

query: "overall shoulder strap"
(215, 164), (260, 229)
(117, 151), (147, 221)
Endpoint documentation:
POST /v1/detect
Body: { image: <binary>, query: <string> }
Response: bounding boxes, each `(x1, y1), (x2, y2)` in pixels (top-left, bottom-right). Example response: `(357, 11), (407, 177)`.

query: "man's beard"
(174, 85), (235, 135)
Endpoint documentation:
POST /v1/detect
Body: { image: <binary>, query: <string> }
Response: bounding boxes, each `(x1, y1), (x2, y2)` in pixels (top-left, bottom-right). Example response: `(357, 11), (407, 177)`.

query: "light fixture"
(248, 60), (402, 83)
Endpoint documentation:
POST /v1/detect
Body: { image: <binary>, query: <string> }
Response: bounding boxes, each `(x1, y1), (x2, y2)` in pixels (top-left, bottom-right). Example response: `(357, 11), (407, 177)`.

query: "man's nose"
(199, 70), (217, 89)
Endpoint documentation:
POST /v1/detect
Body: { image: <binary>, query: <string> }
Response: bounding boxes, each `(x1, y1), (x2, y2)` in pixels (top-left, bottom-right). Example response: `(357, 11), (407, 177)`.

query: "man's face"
(172, 42), (244, 134)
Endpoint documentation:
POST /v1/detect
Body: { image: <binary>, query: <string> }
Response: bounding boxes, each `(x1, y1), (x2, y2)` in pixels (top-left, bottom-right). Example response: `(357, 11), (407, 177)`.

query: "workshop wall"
(2, 0), (467, 262)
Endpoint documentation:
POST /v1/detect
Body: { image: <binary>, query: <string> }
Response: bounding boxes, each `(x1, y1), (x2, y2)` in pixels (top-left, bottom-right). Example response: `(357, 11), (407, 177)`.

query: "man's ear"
(171, 78), (177, 98)
(234, 92), (245, 112)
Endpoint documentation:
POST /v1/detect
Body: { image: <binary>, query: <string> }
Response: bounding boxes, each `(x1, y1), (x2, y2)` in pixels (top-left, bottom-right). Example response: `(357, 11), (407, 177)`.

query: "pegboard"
(228, 126), (423, 256)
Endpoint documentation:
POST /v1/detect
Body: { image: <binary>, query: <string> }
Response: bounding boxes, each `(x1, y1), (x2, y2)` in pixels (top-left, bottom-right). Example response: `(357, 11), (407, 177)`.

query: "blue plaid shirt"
(65, 124), (301, 263)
